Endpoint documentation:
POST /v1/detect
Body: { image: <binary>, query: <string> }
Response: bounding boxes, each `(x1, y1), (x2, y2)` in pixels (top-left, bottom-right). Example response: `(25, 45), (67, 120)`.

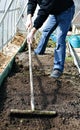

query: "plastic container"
(50, 34), (56, 43)
(69, 35), (80, 48)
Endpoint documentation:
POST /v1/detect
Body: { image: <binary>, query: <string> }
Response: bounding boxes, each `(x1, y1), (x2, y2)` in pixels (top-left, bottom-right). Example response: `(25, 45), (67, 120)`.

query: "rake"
(10, 40), (56, 117)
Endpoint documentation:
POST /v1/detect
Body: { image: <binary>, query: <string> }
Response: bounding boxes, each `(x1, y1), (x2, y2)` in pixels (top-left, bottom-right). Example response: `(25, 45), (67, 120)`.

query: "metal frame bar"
(16, 2), (27, 26)
(0, 8), (20, 13)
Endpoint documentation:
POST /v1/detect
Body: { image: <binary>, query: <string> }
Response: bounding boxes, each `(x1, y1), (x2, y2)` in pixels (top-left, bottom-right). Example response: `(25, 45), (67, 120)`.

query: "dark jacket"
(27, 0), (41, 16)
(27, 0), (74, 29)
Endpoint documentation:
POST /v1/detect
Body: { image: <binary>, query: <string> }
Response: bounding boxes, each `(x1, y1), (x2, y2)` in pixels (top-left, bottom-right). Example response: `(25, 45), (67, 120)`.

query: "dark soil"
(0, 48), (80, 130)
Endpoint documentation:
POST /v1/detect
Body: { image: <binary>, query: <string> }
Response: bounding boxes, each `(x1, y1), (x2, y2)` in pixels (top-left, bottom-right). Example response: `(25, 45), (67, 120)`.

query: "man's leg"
(34, 15), (57, 54)
(51, 5), (75, 77)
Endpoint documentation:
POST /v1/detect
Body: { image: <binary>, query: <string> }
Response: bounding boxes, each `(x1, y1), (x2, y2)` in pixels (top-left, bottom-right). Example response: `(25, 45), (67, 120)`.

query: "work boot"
(50, 69), (62, 78)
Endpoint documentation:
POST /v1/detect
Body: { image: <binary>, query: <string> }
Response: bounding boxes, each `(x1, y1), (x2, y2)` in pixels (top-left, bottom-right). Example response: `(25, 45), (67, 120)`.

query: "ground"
(0, 39), (80, 130)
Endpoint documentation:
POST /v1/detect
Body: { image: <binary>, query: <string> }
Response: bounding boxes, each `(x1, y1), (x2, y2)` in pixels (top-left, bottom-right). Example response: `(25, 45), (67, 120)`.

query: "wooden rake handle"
(28, 43), (35, 111)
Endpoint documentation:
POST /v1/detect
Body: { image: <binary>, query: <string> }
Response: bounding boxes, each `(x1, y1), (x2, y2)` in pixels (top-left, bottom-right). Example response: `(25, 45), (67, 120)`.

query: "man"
(27, 0), (75, 78)
(26, 0), (56, 54)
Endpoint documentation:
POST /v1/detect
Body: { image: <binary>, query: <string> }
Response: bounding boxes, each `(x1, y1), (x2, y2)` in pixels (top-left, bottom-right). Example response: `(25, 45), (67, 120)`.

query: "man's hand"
(27, 31), (34, 44)
(27, 27), (37, 44)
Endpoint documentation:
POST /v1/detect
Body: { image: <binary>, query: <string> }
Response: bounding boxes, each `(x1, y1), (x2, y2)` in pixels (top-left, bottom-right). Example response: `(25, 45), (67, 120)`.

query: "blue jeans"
(34, 5), (75, 72)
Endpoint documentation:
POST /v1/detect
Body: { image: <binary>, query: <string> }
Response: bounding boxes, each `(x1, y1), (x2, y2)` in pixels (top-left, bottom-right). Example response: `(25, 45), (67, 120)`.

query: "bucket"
(69, 35), (80, 48)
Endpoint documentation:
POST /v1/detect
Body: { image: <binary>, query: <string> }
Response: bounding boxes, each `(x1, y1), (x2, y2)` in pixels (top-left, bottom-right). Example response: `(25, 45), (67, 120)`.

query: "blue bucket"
(69, 35), (80, 48)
